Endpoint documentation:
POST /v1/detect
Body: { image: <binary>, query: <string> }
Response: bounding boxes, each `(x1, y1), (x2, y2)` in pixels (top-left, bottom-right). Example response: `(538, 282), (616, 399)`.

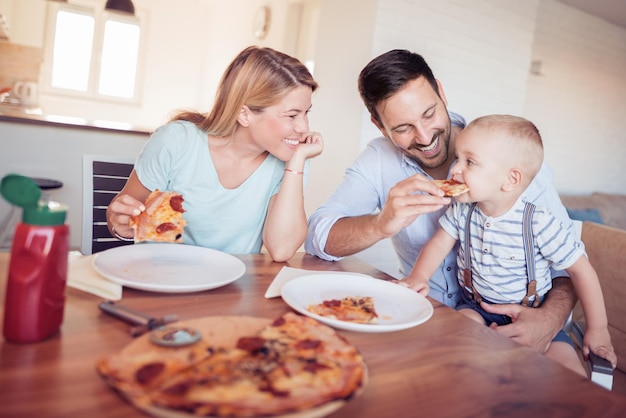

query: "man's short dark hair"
(358, 49), (439, 125)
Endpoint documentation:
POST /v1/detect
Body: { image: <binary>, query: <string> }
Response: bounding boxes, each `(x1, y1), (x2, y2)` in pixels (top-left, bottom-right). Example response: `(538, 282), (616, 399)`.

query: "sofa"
(558, 193), (626, 394)
(575, 221), (626, 395)
(560, 192), (626, 231)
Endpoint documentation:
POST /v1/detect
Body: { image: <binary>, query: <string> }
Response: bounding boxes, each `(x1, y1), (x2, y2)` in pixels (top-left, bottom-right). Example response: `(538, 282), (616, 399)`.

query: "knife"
(99, 301), (178, 337)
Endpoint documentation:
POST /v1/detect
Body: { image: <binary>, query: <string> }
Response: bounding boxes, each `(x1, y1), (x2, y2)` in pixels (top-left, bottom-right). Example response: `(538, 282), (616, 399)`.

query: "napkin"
(67, 251), (122, 300)
(264, 266), (370, 299)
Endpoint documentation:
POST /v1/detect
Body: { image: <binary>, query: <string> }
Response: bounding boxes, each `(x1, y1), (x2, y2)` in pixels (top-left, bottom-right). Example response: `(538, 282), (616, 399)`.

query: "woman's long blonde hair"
(171, 46), (318, 137)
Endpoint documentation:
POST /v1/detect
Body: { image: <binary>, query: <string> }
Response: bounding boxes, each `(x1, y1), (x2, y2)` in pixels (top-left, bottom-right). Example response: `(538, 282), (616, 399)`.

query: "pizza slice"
(433, 179), (470, 197)
(130, 189), (187, 243)
(307, 296), (378, 324)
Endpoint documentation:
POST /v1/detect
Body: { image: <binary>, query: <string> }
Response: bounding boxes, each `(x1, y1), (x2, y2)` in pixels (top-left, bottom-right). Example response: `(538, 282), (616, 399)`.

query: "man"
(305, 49), (576, 353)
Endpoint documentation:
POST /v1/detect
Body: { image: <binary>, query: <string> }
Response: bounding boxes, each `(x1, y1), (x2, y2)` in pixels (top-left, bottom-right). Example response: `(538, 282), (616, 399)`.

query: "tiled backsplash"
(0, 41), (42, 91)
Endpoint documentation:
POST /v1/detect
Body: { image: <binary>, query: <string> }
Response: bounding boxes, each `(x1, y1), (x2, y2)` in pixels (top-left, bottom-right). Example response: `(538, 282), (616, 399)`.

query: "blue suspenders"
(462, 202), (541, 307)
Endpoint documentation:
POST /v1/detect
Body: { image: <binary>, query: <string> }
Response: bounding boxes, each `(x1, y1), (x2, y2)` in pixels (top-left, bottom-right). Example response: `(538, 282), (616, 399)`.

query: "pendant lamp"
(105, 0), (135, 15)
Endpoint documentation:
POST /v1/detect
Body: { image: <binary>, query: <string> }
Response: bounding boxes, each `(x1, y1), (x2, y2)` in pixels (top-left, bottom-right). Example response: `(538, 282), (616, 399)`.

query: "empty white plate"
(92, 243), (245, 293)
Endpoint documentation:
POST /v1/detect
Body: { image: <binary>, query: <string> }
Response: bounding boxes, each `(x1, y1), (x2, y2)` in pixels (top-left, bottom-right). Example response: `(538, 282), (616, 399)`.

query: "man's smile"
(411, 134), (441, 156)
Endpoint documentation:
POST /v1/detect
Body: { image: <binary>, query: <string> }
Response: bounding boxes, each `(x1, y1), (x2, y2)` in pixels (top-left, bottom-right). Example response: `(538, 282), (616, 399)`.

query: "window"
(99, 20), (140, 98)
(42, 1), (145, 103)
(50, 10), (95, 92)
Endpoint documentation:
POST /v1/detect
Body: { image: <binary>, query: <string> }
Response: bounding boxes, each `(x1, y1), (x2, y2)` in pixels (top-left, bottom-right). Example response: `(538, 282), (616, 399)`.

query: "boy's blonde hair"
(467, 115), (544, 183)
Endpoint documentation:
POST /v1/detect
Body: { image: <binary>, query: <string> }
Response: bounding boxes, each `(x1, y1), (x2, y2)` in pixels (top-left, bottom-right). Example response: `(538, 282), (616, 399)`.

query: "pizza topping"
(169, 195), (185, 213)
(272, 316), (287, 327)
(296, 339), (321, 350)
(308, 296), (379, 324)
(130, 190), (187, 243)
(236, 336), (267, 353)
(135, 362), (165, 385)
(303, 361), (331, 373)
(162, 381), (191, 396)
(323, 299), (341, 308)
(433, 179), (470, 197)
(155, 222), (177, 234)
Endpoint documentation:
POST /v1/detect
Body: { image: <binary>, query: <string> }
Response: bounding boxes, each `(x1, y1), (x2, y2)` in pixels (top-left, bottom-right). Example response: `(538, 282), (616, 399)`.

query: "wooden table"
(1, 252), (625, 417)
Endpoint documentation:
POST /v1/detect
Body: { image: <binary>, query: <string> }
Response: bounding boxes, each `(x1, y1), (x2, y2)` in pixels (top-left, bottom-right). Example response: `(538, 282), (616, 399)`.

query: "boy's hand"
(397, 279), (430, 297)
(584, 327), (617, 368)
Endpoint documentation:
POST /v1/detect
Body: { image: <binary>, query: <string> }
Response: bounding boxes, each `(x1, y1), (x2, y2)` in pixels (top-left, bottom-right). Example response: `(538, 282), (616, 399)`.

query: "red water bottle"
(1, 174), (69, 343)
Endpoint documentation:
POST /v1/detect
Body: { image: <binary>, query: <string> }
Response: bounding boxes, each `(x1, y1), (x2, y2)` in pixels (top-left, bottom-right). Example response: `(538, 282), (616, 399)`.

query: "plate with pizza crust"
(281, 274), (433, 333)
(93, 243), (246, 293)
(97, 314), (367, 418)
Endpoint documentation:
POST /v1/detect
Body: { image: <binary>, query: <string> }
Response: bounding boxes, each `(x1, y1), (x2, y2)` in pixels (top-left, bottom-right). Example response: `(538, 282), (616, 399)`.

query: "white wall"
(198, 0), (307, 112)
(373, 0), (538, 121)
(0, 0), (46, 46)
(525, 0), (626, 194)
(303, 0), (378, 215)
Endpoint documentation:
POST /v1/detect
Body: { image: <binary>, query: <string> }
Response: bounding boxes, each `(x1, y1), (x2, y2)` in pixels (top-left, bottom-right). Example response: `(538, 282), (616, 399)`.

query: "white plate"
(92, 243), (246, 293)
(281, 274), (433, 333)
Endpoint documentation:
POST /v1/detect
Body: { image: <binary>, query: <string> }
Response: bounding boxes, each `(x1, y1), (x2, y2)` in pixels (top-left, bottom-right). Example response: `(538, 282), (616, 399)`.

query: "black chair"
(81, 155), (135, 254)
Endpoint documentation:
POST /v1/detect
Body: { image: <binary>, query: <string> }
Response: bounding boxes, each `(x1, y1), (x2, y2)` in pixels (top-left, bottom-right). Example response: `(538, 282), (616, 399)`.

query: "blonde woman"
(107, 46), (323, 261)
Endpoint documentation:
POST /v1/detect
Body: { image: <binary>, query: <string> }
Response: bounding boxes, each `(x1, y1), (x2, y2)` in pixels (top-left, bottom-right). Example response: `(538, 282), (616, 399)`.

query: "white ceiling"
(558, 0), (626, 29)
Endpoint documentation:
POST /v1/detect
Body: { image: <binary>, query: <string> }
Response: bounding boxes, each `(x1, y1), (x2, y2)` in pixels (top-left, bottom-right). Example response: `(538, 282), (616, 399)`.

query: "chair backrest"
(81, 155), (135, 255)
